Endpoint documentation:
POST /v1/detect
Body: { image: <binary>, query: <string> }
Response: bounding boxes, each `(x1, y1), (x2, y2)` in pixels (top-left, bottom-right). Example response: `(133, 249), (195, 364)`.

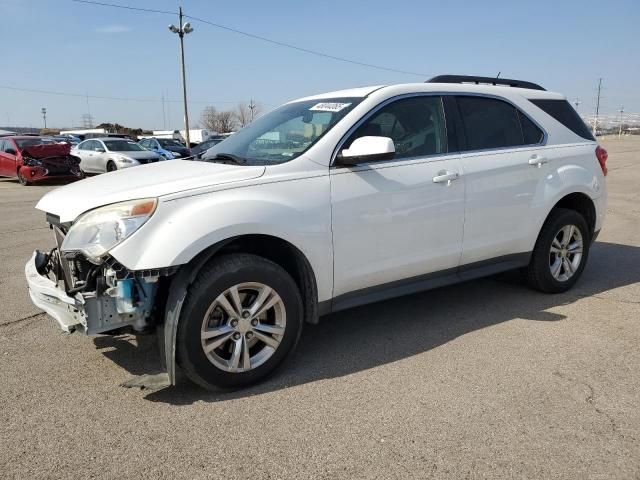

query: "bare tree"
(200, 106), (219, 132)
(214, 111), (238, 133)
(235, 101), (262, 127)
(200, 106), (238, 133)
(235, 103), (251, 128)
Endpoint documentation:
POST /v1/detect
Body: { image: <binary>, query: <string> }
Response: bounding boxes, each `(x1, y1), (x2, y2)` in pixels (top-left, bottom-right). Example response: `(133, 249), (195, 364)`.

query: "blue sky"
(1, 0), (638, 129)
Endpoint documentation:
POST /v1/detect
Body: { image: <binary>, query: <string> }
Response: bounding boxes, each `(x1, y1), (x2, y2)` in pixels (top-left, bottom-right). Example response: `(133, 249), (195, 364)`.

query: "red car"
(0, 136), (82, 185)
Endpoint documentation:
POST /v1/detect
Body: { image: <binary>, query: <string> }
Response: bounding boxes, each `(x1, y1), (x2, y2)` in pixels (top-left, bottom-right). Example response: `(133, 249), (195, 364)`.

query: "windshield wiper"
(206, 153), (247, 165)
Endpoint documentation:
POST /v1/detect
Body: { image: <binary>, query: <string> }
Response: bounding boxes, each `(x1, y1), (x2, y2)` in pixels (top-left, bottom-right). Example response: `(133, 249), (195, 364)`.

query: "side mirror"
(95, 147), (105, 153)
(5, 148), (17, 156)
(335, 136), (395, 166)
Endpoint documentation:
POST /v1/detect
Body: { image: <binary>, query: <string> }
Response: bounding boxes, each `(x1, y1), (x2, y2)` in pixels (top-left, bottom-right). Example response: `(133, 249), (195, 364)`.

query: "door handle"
(432, 171), (460, 185)
(528, 154), (548, 167)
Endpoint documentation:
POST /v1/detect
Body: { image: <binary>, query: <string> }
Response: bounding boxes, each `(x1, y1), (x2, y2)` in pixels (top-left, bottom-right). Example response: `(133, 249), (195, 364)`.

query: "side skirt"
(324, 252), (531, 315)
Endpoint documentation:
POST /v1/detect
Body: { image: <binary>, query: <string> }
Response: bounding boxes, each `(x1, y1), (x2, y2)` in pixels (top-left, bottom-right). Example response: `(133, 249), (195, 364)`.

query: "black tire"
(106, 161), (117, 172)
(17, 169), (30, 186)
(177, 254), (303, 390)
(524, 208), (590, 293)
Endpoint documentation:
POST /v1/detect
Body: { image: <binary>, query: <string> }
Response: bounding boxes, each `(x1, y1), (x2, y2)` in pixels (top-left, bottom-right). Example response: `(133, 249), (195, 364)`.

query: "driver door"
(0, 139), (18, 176)
(330, 95), (465, 302)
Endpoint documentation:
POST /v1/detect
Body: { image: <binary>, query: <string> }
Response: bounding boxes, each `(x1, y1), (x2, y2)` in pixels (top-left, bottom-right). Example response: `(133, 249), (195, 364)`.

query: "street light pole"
(169, 7), (193, 147)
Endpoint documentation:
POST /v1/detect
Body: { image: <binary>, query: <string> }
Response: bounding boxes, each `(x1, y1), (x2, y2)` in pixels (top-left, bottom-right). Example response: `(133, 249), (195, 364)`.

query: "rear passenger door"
(450, 95), (546, 267)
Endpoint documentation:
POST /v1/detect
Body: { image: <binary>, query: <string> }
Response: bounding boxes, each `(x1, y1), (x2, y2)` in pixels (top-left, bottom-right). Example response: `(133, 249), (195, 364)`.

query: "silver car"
(72, 138), (162, 173)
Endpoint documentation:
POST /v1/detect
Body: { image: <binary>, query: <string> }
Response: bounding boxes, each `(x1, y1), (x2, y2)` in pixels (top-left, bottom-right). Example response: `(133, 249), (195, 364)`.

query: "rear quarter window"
(529, 99), (595, 141)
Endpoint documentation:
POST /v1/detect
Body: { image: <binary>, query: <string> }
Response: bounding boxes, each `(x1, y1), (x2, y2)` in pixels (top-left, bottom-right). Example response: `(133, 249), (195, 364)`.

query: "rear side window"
(456, 96), (545, 151)
(529, 99), (595, 141)
(457, 97), (523, 150)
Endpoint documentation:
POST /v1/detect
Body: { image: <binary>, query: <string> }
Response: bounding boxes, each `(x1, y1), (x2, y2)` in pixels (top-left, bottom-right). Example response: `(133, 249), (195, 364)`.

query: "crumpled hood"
(22, 143), (71, 159)
(36, 160), (265, 222)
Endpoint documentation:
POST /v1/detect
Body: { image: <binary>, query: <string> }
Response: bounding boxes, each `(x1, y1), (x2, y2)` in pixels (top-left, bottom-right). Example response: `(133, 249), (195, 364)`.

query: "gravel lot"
(1, 138), (638, 479)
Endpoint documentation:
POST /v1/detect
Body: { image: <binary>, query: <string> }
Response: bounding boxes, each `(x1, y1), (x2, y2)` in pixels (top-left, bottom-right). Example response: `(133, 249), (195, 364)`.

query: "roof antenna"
(496, 71), (501, 79)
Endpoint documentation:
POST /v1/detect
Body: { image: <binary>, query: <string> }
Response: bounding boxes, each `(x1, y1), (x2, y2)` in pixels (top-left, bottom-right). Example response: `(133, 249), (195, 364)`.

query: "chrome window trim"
(330, 91), (549, 168)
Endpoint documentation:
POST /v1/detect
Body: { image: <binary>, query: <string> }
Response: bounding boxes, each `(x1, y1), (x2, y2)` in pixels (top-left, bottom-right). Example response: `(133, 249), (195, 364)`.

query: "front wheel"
(524, 208), (590, 293)
(177, 254), (303, 390)
(106, 161), (117, 172)
(17, 169), (30, 186)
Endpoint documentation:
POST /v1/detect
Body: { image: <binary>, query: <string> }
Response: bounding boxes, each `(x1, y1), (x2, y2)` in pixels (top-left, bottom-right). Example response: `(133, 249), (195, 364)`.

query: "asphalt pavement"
(1, 138), (638, 479)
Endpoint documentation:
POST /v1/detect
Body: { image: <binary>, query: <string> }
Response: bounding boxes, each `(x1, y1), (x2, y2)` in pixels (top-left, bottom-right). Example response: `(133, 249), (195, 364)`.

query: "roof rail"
(427, 75), (545, 91)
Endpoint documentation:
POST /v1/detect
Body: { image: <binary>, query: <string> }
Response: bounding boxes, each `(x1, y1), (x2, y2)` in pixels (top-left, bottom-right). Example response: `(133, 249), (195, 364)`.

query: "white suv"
(26, 75), (608, 390)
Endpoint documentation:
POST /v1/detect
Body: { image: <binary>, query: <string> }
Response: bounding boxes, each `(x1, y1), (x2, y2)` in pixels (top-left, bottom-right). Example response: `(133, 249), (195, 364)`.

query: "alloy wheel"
(200, 282), (286, 373)
(549, 224), (583, 282)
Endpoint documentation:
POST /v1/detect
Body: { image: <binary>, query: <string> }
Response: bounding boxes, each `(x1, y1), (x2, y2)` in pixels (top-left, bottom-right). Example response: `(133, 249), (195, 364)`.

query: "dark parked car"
(190, 137), (225, 158)
(0, 136), (82, 185)
(139, 137), (191, 158)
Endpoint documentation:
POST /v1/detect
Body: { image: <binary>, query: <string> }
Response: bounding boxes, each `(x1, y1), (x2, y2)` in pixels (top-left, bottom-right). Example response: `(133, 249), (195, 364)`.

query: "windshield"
(158, 139), (183, 148)
(203, 97), (362, 165)
(104, 140), (144, 152)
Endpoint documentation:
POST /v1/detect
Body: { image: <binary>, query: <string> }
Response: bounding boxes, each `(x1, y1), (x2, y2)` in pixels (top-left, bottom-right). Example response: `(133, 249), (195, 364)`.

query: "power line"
(71, 0), (429, 77)
(185, 14), (429, 77)
(71, 0), (173, 15)
(0, 85), (255, 105)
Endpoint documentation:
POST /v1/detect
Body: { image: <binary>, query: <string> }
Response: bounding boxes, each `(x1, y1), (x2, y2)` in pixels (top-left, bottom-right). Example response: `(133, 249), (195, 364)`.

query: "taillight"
(595, 145), (608, 176)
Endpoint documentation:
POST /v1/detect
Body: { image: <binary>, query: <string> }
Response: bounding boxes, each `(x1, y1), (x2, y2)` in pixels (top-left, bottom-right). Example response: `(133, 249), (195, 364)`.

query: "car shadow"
(91, 241), (640, 405)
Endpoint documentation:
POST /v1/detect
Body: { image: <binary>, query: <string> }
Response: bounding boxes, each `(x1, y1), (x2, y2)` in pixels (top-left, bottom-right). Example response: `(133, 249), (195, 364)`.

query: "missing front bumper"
(25, 252), (84, 332)
(25, 251), (159, 335)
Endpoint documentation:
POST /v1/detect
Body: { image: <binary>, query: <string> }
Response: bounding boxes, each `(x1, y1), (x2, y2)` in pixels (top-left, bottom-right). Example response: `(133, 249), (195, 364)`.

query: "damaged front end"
(20, 143), (82, 182)
(25, 199), (174, 335)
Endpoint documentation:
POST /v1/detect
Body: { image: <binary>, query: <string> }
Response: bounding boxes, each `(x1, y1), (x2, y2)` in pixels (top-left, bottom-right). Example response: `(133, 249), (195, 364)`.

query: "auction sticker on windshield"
(309, 102), (352, 112)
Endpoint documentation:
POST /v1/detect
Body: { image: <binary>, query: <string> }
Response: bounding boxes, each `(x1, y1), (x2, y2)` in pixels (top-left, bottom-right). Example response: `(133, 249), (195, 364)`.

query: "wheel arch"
(547, 192), (597, 237)
(159, 234), (321, 385)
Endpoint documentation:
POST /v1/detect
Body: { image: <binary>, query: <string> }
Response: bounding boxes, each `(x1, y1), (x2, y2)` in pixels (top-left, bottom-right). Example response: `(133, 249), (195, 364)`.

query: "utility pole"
(161, 92), (166, 129)
(166, 90), (171, 129)
(593, 78), (603, 136)
(618, 105), (624, 139)
(169, 7), (193, 146)
(41, 107), (47, 129)
(248, 99), (257, 122)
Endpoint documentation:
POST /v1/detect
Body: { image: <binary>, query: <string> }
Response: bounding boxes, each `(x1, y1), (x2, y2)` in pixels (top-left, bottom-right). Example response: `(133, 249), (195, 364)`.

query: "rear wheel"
(177, 254), (303, 390)
(106, 161), (117, 172)
(17, 169), (30, 186)
(524, 208), (590, 293)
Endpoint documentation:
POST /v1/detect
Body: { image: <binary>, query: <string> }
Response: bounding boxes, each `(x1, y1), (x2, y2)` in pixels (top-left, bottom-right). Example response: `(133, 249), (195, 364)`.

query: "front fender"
(109, 176), (333, 301)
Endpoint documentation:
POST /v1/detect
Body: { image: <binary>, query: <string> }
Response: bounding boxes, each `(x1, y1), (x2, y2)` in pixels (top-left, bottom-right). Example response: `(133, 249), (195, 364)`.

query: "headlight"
(115, 154), (134, 163)
(61, 198), (157, 262)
